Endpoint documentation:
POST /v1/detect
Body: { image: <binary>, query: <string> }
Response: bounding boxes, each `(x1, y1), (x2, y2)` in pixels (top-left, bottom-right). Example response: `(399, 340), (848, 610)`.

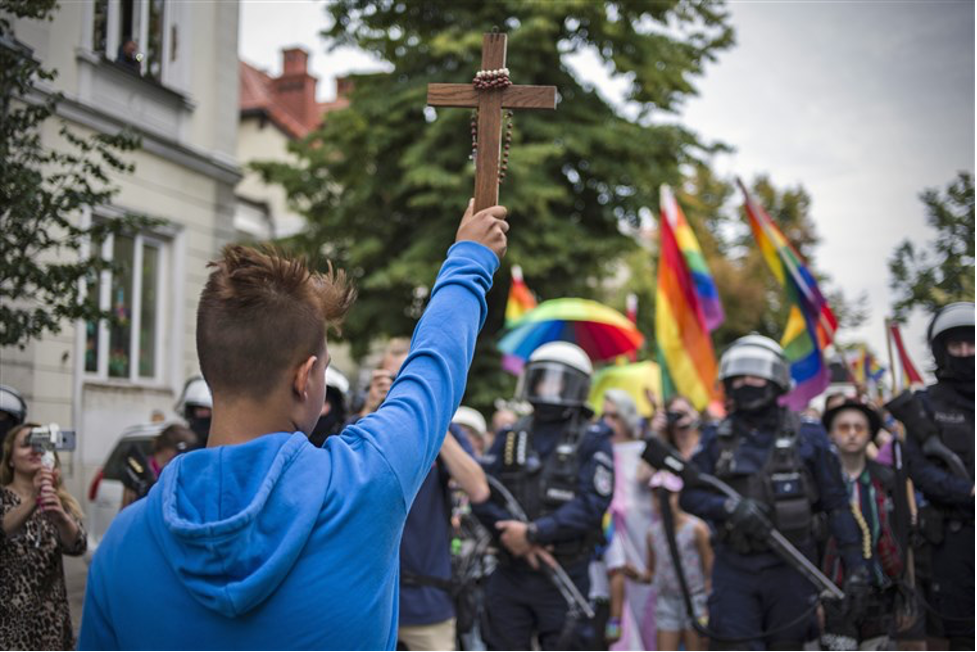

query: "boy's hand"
(456, 199), (508, 259)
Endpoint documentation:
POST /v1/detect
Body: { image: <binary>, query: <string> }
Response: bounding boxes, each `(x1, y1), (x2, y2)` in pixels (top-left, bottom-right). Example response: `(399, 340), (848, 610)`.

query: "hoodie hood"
(146, 432), (328, 618)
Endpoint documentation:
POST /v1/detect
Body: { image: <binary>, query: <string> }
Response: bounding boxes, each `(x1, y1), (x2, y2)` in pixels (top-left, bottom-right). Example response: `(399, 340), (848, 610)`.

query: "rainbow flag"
(502, 265), (538, 373)
(887, 319), (924, 389)
(655, 185), (723, 410)
(739, 180), (837, 410)
(850, 346), (886, 385)
(505, 265), (537, 327)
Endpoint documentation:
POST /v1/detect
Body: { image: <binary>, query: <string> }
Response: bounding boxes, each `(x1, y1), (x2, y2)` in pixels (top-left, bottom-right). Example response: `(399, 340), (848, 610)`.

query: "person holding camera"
(1, 423), (87, 650)
(651, 395), (702, 461)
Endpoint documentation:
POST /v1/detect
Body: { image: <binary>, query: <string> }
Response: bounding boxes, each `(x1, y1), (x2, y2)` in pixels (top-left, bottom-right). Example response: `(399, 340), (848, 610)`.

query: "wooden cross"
(427, 32), (557, 212)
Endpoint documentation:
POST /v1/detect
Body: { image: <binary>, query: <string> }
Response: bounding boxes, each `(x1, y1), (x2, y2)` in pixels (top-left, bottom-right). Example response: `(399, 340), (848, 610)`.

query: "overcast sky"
(239, 0), (975, 378)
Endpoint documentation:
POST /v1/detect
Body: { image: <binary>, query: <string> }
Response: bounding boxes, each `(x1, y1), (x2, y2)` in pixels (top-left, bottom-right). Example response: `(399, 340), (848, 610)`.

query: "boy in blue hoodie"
(79, 201), (509, 650)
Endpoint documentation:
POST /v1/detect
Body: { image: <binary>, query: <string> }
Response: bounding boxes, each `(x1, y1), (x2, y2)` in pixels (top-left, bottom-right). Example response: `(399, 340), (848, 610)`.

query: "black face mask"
(533, 403), (574, 423)
(939, 353), (975, 383)
(730, 384), (778, 414)
(188, 417), (211, 445)
(936, 355), (974, 397)
(0, 419), (13, 444)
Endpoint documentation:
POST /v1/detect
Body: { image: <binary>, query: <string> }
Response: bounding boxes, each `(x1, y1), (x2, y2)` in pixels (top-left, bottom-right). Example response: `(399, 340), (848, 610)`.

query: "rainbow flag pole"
(738, 179), (838, 410)
(886, 318), (924, 391)
(655, 185), (723, 410)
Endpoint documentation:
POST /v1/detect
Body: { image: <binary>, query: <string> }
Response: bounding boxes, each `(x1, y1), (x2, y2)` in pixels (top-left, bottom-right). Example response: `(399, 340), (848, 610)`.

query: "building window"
(145, 0), (165, 81)
(92, 0), (108, 55)
(85, 231), (166, 383)
(91, 0), (168, 82)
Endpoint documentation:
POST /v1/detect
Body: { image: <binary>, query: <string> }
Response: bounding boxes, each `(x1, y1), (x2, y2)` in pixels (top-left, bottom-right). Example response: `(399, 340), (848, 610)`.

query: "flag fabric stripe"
(740, 180), (837, 410)
(655, 186), (722, 410)
(661, 186), (725, 331)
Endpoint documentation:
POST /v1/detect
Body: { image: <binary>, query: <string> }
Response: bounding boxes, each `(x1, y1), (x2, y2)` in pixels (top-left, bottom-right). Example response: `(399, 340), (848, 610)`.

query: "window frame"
(84, 228), (168, 385)
(89, 0), (170, 82)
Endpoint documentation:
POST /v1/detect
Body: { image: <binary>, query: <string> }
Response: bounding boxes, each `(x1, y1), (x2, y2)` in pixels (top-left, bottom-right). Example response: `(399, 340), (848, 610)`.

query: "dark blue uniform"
(904, 383), (975, 642)
(474, 417), (613, 650)
(680, 415), (863, 649)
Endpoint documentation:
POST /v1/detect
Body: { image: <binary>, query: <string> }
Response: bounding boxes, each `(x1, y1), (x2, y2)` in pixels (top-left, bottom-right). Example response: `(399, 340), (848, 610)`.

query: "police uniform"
(900, 302), (975, 645)
(474, 415), (613, 650)
(679, 335), (865, 649)
(472, 341), (613, 651)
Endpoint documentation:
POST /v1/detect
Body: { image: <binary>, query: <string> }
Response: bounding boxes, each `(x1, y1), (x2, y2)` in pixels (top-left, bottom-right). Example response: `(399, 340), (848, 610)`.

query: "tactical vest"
(924, 384), (975, 483)
(498, 416), (599, 565)
(714, 412), (819, 551)
(917, 385), (975, 536)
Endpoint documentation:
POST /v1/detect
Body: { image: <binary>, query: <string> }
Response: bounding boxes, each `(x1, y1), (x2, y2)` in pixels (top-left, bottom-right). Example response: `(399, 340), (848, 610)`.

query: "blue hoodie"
(79, 242), (498, 650)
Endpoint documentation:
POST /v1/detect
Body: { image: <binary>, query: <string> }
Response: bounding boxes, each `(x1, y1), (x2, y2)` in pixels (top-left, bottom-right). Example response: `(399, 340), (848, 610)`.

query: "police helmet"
(0, 385), (27, 425)
(452, 406), (487, 439)
(718, 334), (792, 393)
(928, 302), (975, 354)
(515, 341), (593, 408)
(175, 376), (213, 415)
(325, 366), (350, 396)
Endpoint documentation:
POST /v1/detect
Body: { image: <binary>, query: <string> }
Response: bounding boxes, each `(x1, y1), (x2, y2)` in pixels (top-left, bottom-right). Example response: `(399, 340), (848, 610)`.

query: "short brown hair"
(196, 245), (356, 399)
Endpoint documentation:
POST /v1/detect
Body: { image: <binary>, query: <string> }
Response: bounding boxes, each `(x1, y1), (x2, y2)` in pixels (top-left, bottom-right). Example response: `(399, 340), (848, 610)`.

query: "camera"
(28, 424), (76, 469)
(665, 410), (684, 427)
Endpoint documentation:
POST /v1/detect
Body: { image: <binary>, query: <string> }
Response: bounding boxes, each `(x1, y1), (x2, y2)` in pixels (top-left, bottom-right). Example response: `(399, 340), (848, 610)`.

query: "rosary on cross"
(427, 32), (557, 212)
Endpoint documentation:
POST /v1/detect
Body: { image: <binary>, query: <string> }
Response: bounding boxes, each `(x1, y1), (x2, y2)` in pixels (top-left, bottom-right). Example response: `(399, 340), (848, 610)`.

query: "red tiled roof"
(240, 61), (307, 138)
(240, 60), (347, 139)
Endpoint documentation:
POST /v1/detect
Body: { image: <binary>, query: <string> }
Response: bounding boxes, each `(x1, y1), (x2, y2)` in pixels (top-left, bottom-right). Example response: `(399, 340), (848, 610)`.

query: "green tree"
(1, 0), (147, 348)
(258, 0), (733, 411)
(889, 171), (975, 319)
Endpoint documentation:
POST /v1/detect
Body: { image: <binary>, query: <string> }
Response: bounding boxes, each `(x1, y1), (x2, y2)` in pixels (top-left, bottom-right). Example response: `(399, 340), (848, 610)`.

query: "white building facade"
(1, 0), (240, 504)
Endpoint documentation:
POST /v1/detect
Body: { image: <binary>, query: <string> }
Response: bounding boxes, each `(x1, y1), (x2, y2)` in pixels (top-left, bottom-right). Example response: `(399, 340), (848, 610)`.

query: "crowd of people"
(0, 201), (972, 651)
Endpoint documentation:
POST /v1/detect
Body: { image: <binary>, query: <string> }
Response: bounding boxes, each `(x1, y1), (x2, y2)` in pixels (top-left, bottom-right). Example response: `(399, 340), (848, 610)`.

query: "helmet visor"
(516, 361), (590, 407)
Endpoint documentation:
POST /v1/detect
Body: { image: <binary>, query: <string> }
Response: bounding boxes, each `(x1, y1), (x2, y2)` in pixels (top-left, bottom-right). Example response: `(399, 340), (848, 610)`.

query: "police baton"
(642, 437), (845, 602)
(485, 475), (596, 620)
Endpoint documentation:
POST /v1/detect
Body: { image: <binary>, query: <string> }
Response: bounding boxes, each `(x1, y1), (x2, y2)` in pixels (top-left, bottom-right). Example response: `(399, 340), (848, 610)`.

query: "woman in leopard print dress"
(1, 423), (87, 650)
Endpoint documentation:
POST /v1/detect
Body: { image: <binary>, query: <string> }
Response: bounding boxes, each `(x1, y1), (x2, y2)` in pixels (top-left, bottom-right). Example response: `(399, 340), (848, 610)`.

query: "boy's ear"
(293, 355), (318, 399)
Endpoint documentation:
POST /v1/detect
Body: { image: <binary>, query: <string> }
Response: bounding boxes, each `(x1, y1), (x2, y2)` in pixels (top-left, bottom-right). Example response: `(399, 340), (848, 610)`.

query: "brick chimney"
(336, 76), (354, 99)
(274, 47), (317, 129)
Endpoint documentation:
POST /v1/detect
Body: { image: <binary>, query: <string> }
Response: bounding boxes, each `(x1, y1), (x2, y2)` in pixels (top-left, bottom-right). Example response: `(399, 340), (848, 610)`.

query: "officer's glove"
(724, 497), (773, 539)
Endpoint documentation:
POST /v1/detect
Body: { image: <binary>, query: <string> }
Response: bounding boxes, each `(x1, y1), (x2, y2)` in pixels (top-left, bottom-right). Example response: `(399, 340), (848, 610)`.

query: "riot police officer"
(474, 342), (614, 650)
(308, 367), (350, 447)
(175, 376), (213, 446)
(898, 302), (974, 647)
(0, 384), (28, 446)
(680, 335), (867, 649)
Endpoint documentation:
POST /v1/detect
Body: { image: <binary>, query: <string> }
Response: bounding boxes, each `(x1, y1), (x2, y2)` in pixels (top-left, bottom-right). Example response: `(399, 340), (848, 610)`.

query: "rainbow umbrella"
(498, 298), (645, 373)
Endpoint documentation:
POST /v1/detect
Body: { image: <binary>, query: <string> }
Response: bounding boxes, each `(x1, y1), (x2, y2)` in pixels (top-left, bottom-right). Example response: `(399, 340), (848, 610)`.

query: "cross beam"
(427, 32), (557, 212)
